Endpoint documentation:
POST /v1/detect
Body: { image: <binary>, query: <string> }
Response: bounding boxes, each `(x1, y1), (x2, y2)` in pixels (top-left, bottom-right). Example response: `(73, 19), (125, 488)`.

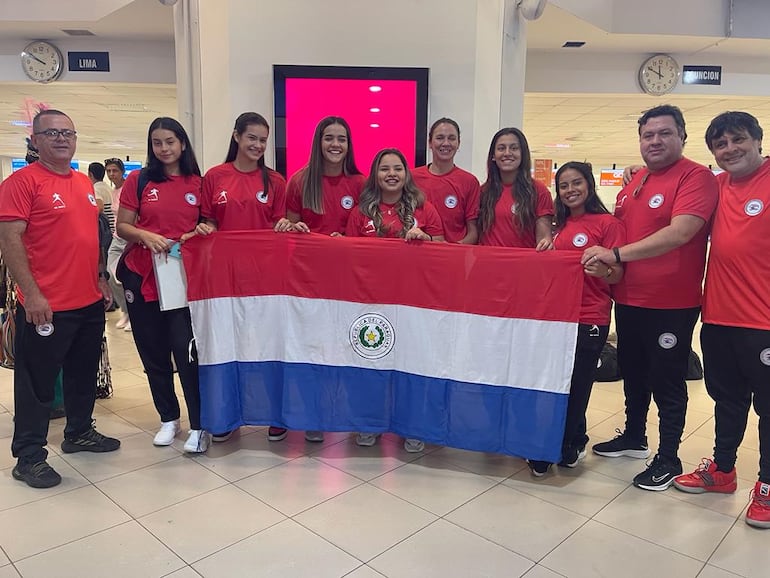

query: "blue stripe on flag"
(200, 361), (568, 462)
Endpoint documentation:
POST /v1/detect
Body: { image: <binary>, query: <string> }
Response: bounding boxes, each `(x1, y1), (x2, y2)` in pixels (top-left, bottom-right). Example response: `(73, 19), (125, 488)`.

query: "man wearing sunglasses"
(0, 110), (120, 489)
(581, 104), (718, 491)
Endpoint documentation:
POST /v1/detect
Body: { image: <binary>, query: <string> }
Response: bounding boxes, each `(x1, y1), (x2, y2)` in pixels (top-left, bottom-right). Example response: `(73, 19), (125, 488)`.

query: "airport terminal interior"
(0, 1), (769, 576)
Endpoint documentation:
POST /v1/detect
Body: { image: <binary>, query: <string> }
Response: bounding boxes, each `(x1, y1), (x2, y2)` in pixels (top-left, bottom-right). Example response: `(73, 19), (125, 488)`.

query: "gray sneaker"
(355, 433), (378, 447)
(404, 438), (425, 453)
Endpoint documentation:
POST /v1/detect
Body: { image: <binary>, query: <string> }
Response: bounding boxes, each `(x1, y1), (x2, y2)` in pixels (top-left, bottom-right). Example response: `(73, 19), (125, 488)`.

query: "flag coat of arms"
(183, 232), (583, 462)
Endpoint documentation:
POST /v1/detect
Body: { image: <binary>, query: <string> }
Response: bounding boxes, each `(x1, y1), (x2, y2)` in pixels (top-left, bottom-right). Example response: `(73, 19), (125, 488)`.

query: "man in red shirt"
(582, 105), (718, 491)
(672, 111), (770, 528)
(0, 110), (120, 489)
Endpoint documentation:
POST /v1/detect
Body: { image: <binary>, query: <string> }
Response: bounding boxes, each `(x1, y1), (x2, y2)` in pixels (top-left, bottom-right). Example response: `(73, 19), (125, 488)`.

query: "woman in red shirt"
(478, 128), (553, 249)
(527, 161), (625, 476)
(116, 117), (207, 453)
(287, 116), (365, 237)
(197, 112), (289, 443)
(346, 148), (444, 453)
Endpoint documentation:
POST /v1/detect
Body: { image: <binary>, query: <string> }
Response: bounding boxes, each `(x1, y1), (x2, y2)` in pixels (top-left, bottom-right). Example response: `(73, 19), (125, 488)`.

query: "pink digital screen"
(274, 66), (429, 179)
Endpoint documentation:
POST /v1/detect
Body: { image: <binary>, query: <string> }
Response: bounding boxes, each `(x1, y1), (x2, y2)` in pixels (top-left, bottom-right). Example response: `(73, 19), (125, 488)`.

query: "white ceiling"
(1, 1), (769, 172)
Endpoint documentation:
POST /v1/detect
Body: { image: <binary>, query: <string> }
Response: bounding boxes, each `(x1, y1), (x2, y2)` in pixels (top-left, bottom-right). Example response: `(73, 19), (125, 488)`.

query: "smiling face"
(710, 128), (764, 179)
(235, 123), (269, 164)
(151, 128), (184, 169)
(493, 133), (522, 175)
(429, 122), (460, 164)
(377, 153), (406, 196)
(31, 113), (76, 166)
(639, 115), (684, 170)
(557, 168), (589, 214)
(321, 123), (349, 167)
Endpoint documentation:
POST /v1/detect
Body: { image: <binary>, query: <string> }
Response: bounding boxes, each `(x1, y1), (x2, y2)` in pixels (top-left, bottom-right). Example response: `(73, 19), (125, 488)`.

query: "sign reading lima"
(682, 65), (722, 86)
(67, 51), (110, 72)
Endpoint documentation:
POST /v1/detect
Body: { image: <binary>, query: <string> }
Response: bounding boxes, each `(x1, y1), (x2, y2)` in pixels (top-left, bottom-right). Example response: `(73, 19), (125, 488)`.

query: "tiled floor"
(0, 314), (766, 577)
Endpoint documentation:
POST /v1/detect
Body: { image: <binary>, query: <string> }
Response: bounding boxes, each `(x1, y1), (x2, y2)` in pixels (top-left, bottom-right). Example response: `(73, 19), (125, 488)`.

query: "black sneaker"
(559, 447), (587, 468)
(592, 428), (650, 459)
(527, 460), (552, 477)
(633, 454), (683, 491)
(12, 460), (62, 488)
(61, 427), (121, 454)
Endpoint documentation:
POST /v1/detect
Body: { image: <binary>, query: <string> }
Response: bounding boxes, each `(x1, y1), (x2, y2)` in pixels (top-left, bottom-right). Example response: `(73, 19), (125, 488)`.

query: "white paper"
(152, 240), (188, 311)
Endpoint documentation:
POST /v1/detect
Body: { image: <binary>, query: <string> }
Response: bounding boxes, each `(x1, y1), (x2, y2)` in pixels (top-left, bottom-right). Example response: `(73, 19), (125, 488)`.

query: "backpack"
(595, 342), (622, 382)
(98, 213), (112, 256)
(686, 349), (704, 380)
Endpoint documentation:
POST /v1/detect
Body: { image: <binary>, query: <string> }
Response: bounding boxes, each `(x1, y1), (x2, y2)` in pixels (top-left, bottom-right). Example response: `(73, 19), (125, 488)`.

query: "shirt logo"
(185, 192), (198, 206)
(124, 289), (135, 303)
(658, 332), (677, 349)
(147, 188), (159, 202)
(444, 195), (458, 209)
(349, 313), (395, 360)
(88, 194), (97, 206)
(572, 233), (588, 247)
(364, 219), (376, 234)
(648, 194), (664, 209)
(341, 195), (354, 210)
(216, 190), (228, 204)
(745, 199), (764, 217)
(616, 194), (628, 209)
(35, 323), (54, 337)
(256, 190), (269, 204)
(760, 348), (770, 366)
(52, 193), (66, 210)
(510, 203), (518, 214)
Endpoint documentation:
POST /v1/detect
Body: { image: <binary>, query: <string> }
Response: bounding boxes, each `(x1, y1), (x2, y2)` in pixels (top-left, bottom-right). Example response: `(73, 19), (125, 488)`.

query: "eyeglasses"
(34, 129), (77, 140)
(104, 157), (121, 165)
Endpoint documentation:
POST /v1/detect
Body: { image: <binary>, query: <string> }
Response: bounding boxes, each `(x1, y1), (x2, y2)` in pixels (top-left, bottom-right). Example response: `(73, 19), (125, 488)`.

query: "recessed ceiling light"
(370, 123), (380, 128)
(370, 107), (381, 113)
(562, 41), (585, 48)
(369, 86), (382, 93)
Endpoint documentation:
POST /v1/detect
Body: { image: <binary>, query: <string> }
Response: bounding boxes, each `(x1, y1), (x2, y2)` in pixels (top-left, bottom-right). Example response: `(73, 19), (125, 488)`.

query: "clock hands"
(24, 52), (47, 66)
(647, 66), (663, 79)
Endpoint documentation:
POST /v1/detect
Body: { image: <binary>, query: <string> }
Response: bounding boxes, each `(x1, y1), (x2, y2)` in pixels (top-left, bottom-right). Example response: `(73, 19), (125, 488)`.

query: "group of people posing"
(1, 104), (767, 531)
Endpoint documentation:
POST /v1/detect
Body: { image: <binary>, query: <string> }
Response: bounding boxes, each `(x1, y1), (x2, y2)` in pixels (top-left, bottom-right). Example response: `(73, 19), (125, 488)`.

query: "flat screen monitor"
(273, 65), (429, 179)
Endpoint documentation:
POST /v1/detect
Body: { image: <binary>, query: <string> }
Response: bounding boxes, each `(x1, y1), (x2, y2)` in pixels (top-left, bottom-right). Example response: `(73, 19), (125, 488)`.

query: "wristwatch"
(98, 271), (111, 281)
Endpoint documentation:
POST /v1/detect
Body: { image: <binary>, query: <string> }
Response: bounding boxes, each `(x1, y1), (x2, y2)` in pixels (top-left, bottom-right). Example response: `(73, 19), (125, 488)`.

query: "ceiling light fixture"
(369, 86), (382, 93)
(370, 107), (381, 113)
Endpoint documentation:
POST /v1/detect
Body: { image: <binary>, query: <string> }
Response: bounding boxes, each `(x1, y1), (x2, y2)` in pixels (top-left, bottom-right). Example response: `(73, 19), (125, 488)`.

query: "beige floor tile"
(0, 485), (130, 561)
(503, 466), (629, 518)
(294, 484), (437, 562)
(97, 383), (157, 412)
(105, 369), (149, 389)
(709, 520), (770, 578)
(446, 484), (587, 561)
(0, 411), (13, 439)
(585, 406), (616, 430)
(343, 565), (387, 578)
(424, 446), (528, 481)
(13, 521), (185, 578)
(115, 402), (167, 433)
(540, 520), (704, 578)
(521, 565), (566, 578)
(370, 453), (498, 516)
(192, 519), (360, 578)
(0, 455), (89, 511)
(311, 437), (423, 482)
(96, 455), (227, 517)
(0, 548), (8, 566)
(60, 431), (180, 482)
(584, 387), (627, 414)
(235, 456), (363, 516)
(696, 565), (744, 578)
(0, 567), (20, 578)
(161, 568), (202, 578)
(369, 518), (533, 578)
(190, 431), (304, 482)
(139, 484), (285, 563)
(691, 416), (761, 452)
(594, 487), (734, 561)
(0, 437), (16, 470)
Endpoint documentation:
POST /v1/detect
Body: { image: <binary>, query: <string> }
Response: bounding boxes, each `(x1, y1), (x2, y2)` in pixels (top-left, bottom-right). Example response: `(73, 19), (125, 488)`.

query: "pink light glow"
(284, 78), (418, 179)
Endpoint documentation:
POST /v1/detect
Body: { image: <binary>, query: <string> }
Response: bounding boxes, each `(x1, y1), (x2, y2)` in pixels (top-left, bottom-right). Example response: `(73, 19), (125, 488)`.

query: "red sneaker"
(673, 458), (737, 494)
(746, 481), (770, 529)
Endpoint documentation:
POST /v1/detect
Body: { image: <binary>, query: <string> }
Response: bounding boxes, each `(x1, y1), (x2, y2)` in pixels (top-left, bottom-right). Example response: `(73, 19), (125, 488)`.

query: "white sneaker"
(123, 321), (132, 332)
(404, 438), (425, 453)
(153, 420), (180, 446)
(184, 429), (210, 453)
(116, 314), (130, 329)
(355, 433), (378, 447)
(305, 431), (325, 442)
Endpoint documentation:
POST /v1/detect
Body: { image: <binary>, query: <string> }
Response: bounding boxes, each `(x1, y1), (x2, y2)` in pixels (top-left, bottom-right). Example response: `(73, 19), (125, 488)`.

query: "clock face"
(21, 41), (63, 83)
(638, 54), (680, 96)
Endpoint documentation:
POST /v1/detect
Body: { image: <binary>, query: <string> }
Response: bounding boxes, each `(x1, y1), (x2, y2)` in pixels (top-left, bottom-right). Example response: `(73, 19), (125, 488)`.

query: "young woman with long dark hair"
(527, 161), (625, 476)
(478, 128), (553, 250)
(116, 117), (208, 453)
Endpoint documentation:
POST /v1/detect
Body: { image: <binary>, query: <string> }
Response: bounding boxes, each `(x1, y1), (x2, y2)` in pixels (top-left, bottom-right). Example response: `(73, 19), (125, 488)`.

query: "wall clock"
(638, 54), (680, 96)
(21, 41), (64, 83)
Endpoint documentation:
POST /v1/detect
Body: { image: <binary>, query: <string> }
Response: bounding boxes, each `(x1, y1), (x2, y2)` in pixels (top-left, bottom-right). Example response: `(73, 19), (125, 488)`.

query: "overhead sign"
(68, 52), (110, 72)
(600, 169), (624, 187)
(682, 65), (721, 86)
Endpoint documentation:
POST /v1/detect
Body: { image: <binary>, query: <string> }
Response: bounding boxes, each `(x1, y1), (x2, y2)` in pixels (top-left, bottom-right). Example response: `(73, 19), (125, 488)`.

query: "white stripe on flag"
(190, 295), (577, 394)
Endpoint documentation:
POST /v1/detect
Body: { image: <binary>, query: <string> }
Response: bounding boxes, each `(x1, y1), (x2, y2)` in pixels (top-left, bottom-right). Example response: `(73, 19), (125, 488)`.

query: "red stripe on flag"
(182, 231), (583, 322)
